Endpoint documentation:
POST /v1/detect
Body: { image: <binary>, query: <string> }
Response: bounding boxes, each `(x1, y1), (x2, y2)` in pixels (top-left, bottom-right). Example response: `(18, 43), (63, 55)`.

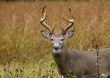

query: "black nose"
(54, 47), (59, 50)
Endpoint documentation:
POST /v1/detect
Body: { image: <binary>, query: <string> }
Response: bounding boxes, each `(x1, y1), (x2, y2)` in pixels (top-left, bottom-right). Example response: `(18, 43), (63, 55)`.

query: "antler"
(40, 5), (54, 34)
(62, 8), (74, 35)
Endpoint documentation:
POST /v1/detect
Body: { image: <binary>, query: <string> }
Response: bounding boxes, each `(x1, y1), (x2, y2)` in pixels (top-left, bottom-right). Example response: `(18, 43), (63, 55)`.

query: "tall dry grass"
(0, 1), (110, 77)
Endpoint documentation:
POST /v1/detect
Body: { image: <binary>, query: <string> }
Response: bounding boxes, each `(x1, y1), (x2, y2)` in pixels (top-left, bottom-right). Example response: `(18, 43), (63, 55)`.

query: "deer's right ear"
(65, 30), (74, 39)
(41, 30), (50, 38)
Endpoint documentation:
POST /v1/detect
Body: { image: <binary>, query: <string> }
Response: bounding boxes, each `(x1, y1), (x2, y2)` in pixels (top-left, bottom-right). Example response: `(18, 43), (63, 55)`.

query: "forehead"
(51, 33), (63, 38)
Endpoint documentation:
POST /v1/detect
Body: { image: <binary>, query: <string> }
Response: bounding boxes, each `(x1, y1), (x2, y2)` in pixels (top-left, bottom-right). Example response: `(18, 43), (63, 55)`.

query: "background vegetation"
(0, 1), (110, 78)
(0, 0), (89, 1)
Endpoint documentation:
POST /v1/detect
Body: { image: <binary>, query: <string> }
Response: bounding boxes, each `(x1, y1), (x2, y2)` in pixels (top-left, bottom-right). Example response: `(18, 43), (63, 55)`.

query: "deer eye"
(51, 39), (53, 41)
(61, 39), (64, 41)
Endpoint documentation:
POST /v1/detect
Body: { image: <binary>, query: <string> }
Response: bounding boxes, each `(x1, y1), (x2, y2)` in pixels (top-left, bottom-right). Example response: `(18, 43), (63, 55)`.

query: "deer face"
(41, 31), (74, 54)
(40, 6), (74, 54)
(51, 34), (64, 52)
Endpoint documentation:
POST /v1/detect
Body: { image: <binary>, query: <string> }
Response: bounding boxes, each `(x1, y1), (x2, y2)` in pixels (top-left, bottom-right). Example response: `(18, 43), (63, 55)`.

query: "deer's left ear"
(65, 31), (74, 38)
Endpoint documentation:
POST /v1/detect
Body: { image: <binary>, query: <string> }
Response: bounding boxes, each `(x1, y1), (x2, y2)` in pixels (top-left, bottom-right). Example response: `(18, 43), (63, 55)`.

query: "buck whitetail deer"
(40, 6), (110, 78)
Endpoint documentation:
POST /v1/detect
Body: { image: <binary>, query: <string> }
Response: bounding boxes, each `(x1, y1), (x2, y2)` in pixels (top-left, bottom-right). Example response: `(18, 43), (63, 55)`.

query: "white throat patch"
(61, 75), (64, 78)
(53, 49), (61, 54)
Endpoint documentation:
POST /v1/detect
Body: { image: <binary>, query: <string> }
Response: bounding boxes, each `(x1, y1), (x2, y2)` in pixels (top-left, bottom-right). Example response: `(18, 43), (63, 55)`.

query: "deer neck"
(52, 44), (68, 73)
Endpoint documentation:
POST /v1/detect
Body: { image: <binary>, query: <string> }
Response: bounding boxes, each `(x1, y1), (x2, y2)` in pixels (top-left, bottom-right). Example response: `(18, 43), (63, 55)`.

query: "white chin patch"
(53, 49), (61, 54)
(100, 74), (107, 77)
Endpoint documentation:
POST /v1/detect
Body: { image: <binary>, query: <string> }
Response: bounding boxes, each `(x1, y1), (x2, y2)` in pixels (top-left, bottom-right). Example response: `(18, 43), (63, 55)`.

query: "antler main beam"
(62, 8), (74, 35)
(40, 5), (54, 34)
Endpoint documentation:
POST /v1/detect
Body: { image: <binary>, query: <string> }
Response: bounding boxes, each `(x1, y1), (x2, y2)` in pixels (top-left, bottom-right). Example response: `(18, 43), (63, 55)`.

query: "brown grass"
(0, 1), (110, 77)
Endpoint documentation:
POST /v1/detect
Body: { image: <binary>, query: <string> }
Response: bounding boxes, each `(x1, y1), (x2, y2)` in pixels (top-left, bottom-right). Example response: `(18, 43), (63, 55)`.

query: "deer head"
(40, 6), (74, 54)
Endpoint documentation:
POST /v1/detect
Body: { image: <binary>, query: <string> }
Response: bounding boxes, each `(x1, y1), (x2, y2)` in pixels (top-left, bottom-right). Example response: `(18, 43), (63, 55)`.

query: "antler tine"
(62, 8), (74, 35)
(40, 5), (54, 34)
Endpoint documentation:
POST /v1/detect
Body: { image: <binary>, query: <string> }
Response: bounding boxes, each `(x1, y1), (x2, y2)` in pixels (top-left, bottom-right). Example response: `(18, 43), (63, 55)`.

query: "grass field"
(0, 1), (110, 78)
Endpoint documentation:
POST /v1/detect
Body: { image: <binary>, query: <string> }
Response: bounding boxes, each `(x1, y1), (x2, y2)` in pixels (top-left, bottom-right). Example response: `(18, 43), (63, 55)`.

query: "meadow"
(0, 1), (110, 78)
